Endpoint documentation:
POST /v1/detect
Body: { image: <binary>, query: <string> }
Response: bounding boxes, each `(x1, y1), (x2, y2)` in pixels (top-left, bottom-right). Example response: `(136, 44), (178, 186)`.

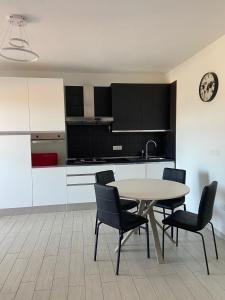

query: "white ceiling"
(0, 0), (225, 73)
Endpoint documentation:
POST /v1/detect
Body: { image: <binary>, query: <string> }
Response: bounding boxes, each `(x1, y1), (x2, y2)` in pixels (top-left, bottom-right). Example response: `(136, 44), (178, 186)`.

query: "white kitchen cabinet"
(0, 135), (32, 208)
(28, 78), (65, 132)
(66, 165), (114, 204)
(0, 77), (30, 132)
(67, 185), (96, 204)
(146, 161), (175, 179)
(114, 163), (146, 180)
(32, 167), (67, 206)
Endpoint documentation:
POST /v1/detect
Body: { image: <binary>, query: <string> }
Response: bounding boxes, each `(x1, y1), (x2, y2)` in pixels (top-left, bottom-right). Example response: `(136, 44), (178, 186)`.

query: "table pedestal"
(115, 200), (166, 264)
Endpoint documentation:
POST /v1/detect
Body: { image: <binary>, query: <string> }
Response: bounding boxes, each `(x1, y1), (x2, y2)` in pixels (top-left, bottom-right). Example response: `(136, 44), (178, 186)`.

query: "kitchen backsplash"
(67, 125), (173, 158)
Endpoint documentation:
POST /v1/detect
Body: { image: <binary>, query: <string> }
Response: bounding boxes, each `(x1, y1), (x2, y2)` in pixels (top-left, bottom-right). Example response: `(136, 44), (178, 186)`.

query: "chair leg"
(171, 209), (174, 239)
(94, 211), (98, 235)
(162, 224), (165, 259)
(145, 223), (150, 258)
(136, 202), (139, 213)
(94, 222), (101, 261)
(209, 222), (218, 259)
(116, 231), (123, 275)
(163, 208), (166, 219)
(183, 204), (186, 211)
(176, 227), (178, 247)
(196, 232), (210, 275)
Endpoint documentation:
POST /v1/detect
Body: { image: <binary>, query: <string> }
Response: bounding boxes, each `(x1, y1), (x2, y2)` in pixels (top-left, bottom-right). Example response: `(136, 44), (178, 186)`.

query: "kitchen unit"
(64, 82), (176, 207)
(66, 164), (114, 204)
(111, 83), (170, 131)
(32, 166), (67, 206)
(0, 77), (176, 210)
(28, 78), (65, 132)
(0, 135), (33, 208)
(0, 76), (66, 210)
(32, 160), (175, 207)
(0, 77), (30, 132)
(66, 83), (176, 160)
(0, 77), (65, 133)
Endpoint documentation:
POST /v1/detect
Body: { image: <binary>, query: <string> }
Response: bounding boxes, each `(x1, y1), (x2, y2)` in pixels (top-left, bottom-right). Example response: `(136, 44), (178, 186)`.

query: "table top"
(108, 178), (190, 201)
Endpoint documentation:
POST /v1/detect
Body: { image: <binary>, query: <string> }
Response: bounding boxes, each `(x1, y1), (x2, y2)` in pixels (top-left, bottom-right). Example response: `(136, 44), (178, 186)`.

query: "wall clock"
(199, 72), (218, 102)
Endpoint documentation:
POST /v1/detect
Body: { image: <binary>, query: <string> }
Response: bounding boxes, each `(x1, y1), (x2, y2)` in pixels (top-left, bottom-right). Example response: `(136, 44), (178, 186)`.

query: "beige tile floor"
(0, 210), (223, 299)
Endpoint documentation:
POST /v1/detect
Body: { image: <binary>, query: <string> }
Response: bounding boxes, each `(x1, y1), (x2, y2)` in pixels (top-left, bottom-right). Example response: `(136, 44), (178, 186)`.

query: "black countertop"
(67, 156), (174, 166)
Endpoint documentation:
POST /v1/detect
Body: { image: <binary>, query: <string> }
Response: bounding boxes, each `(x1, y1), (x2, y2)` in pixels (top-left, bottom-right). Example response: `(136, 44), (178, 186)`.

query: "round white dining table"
(108, 178), (190, 264)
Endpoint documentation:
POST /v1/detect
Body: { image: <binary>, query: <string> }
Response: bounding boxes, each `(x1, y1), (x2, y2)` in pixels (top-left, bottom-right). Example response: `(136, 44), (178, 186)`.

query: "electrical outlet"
(113, 145), (123, 151)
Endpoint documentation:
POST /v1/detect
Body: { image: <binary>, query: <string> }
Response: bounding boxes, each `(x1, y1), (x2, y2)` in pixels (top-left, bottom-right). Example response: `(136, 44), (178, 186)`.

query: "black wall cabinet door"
(94, 87), (112, 116)
(112, 84), (170, 131)
(112, 84), (142, 130)
(141, 84), (170, 130)
(65, 86), (84, 117)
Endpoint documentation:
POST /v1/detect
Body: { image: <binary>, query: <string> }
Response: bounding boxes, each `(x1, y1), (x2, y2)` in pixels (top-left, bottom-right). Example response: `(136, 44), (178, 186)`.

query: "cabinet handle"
(67, 173), (96, 177)
(67, 183), (94, 187)
(112, 129), (170, 133)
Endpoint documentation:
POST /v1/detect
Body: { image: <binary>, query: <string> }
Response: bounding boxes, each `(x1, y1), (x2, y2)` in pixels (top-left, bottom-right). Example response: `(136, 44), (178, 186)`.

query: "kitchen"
(0, 79), (175, 210)
(0, 1), (225, 299)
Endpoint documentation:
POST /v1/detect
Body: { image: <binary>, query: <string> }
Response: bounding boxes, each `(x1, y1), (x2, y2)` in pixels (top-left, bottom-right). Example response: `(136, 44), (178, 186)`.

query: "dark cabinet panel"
(141, 85), (170, 130)
(94, 87), (112, 116)
(112, 84), (142, 130)
(112, 83), (170, 131)
(65, 86), (84, 117)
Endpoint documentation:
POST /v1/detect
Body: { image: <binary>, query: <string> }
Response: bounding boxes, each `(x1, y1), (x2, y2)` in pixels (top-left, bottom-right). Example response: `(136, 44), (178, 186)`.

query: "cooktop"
(67, 158), (107, 165)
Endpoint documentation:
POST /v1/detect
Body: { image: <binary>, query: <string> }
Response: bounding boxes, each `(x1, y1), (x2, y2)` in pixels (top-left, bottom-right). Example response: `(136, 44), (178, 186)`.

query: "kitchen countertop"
(32, 156), (174, 168)
(67, 156), (174, 165)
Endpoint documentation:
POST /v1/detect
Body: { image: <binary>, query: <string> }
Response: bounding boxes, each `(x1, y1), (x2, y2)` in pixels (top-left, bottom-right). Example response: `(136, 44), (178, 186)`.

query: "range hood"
(66, 85), (114, 125)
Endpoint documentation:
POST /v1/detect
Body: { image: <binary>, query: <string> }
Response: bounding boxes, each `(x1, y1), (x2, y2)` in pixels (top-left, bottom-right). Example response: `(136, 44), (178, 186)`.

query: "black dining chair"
(154, 168), (186, 238)
(94, 183), (150, 275)
(162, 181), (218, 275)
(94, 170), (139, 234)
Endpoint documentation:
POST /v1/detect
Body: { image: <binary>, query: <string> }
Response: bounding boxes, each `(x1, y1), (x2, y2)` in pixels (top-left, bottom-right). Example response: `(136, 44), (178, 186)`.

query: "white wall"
(0, 70), (166, 85)
(167, 35), (225, 234)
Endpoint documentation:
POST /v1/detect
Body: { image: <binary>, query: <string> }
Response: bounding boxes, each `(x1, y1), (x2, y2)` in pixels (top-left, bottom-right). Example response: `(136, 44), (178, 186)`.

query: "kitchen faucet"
(145, 139), (157, 159)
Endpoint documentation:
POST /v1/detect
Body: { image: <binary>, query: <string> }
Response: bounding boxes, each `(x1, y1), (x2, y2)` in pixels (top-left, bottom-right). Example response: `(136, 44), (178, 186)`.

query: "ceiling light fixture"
(0, 14), (39, 63)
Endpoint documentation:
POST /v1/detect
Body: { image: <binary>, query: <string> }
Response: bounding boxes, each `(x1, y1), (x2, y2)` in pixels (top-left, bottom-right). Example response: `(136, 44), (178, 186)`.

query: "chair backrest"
(163, 168), (186, 184)
(94, 183), (122, 228)
(95, 170), (115, 185)
(197, 181), (218, 230)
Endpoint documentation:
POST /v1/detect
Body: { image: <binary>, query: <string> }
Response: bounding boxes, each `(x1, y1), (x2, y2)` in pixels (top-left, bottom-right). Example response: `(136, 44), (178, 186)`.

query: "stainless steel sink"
(127, 156), (166, 162)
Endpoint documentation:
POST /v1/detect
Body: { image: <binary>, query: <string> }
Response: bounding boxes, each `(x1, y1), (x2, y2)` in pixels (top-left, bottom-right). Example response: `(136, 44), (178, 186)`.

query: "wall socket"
(113, 145), (123, 151)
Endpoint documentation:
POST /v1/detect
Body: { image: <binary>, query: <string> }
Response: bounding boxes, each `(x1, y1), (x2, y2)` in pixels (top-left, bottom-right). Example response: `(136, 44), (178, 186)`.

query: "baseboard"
(0, 202), (97, 216)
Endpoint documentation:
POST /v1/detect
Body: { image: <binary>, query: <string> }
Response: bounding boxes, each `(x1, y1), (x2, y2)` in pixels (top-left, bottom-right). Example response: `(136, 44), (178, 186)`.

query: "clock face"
(199, 72), (218, 102)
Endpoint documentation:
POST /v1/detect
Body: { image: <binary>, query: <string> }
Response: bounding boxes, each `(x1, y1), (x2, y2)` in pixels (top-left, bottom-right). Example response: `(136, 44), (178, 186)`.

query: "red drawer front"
(32, 153), (58, 166)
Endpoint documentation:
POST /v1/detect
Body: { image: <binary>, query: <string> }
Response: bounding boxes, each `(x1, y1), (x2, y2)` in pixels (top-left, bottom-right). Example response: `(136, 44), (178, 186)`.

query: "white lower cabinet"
(114, 163), (146, 180)
(66, 162), (175, 204)
(146, 161), (175, 179)
(0, 135), (32, 209)
(67, 185), (96, 204)
(8, 161), (175, 208)
(32, 167), (67, 206)
(66, 165), (114, 204)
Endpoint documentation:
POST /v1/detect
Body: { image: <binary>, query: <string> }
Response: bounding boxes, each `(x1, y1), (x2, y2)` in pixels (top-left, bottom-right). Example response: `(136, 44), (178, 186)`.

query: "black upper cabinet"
(65, 86), (84, 117)
(94, 87), (112, 116)
(111, 84), (170, 131)
(141, 84), (170, 130)
(112, 84), (142, 130)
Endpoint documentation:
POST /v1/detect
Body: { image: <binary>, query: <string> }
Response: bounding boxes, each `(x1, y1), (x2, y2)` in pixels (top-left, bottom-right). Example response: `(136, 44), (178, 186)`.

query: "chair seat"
(155, 197), (185, 210)
(162, 210), (199, 231)
(120, 211), (148, 233)
(120, 198), (138, 211)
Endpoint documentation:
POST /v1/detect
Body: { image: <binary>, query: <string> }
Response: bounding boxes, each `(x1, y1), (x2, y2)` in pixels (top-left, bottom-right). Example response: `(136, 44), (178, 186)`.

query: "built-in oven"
(31, 132), (66, 166)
